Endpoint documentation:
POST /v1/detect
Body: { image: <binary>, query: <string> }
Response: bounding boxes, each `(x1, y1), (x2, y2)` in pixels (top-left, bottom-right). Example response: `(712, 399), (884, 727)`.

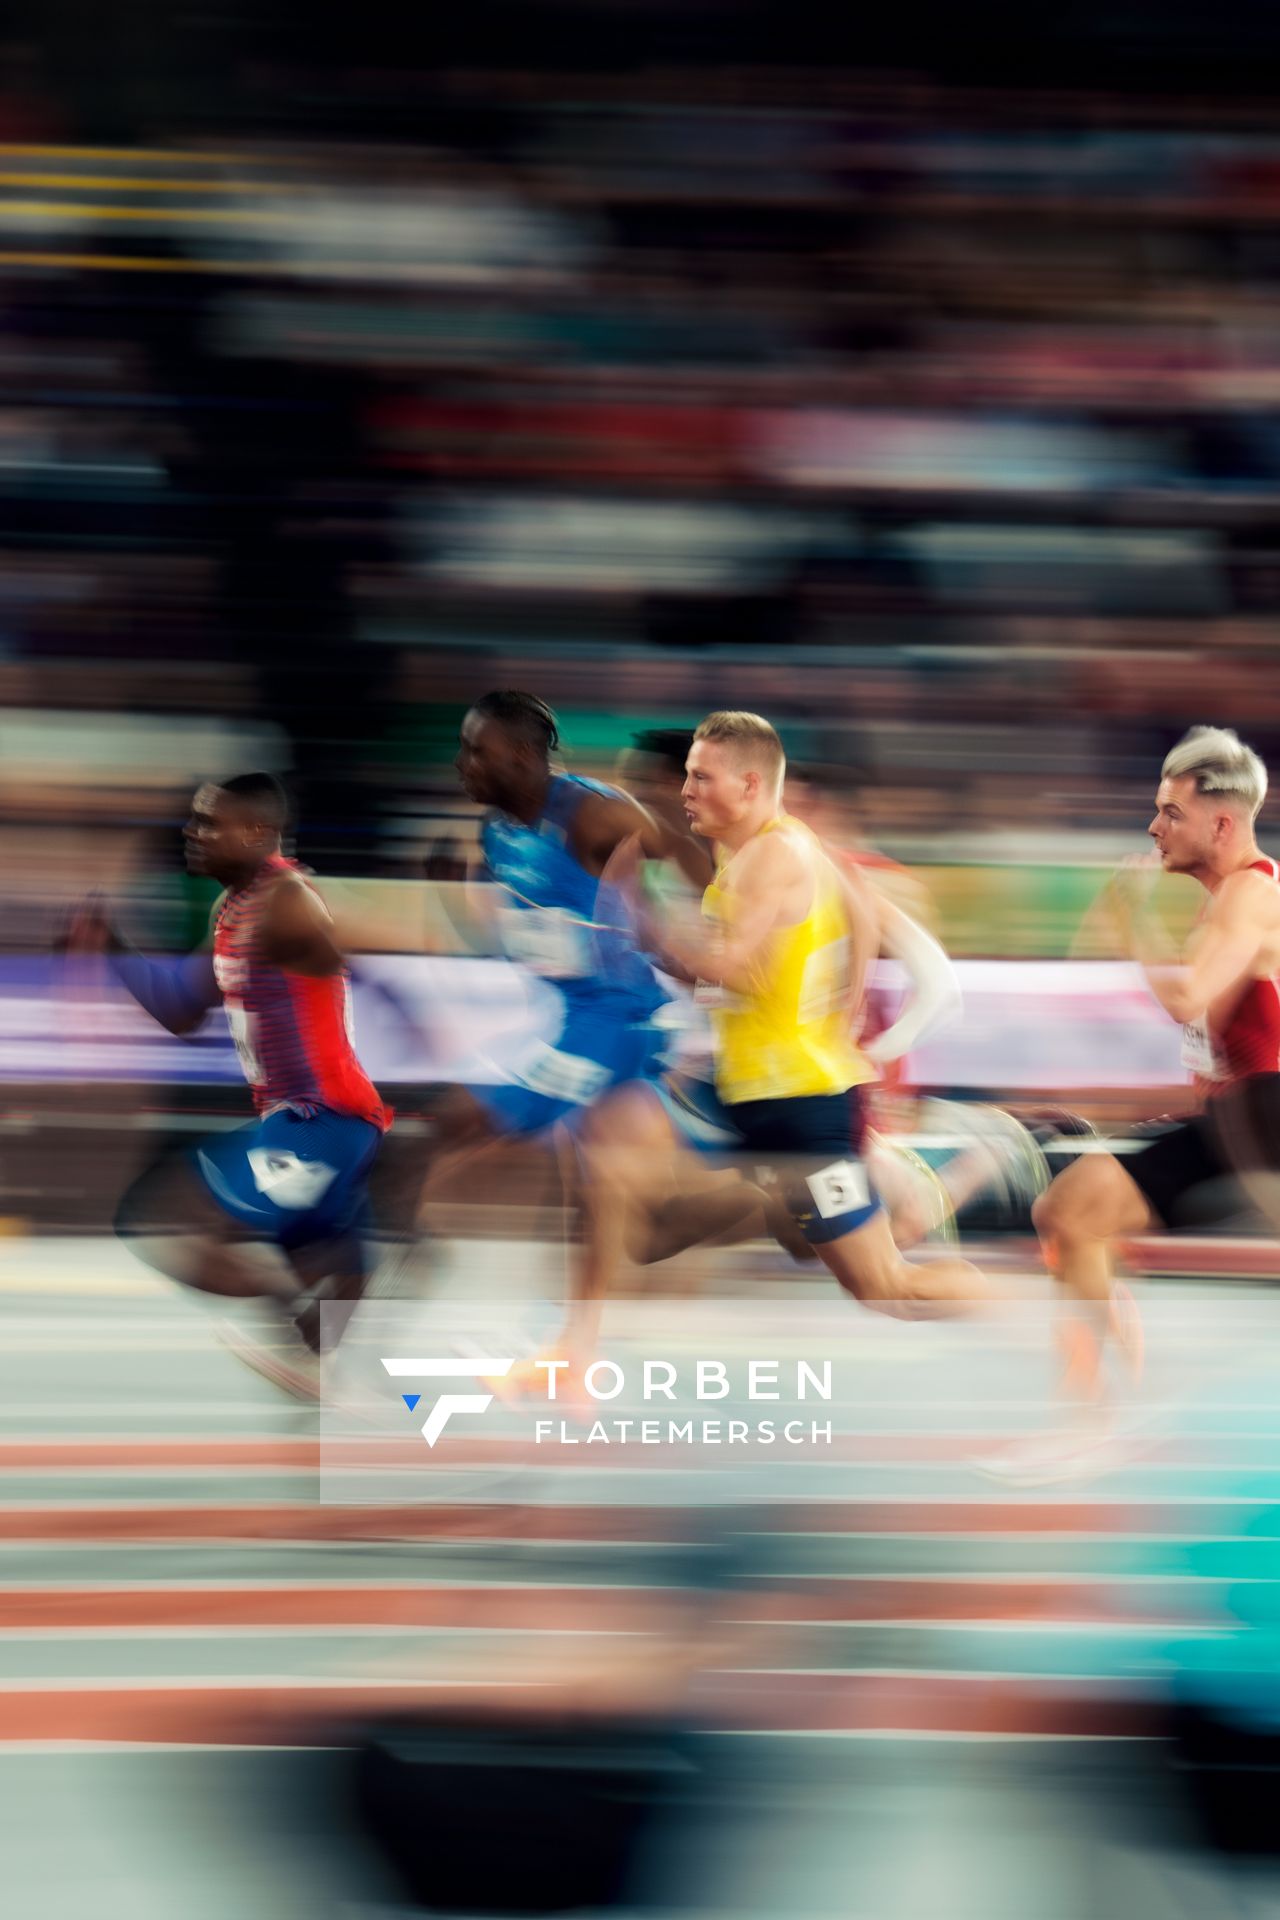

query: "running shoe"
(216, 1302), (325, 1401)
(971, 1413), (1137, 1487)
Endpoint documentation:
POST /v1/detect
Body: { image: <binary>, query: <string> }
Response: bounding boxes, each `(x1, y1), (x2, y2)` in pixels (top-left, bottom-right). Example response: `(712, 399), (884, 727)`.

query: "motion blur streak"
(5, 4), (1280, 1916)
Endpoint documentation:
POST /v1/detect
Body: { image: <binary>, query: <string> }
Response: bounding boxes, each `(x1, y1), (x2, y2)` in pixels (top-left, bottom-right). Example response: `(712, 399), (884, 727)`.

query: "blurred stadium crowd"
(7, 13), (1280, 1918)
(6, 9), (1280, 960)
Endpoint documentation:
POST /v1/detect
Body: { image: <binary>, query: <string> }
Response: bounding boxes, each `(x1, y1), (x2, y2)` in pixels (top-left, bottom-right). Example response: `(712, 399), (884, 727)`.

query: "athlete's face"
(617, 748), (684, 824)
(682, 740), (758, 839)
(456, 711), (522, 810)
(1148, 775), (1218, 873)
(184, 785), (262, 882)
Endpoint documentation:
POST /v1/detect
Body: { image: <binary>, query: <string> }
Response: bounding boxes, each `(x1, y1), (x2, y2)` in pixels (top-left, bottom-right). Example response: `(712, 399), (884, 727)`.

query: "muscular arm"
(1137, 871), (1270, 1025)
(571, 790), (669, 877)
(648, 816), (713, 891)
(259, 874), (346, 977)
(62, 896), (219, 1036)
(659, 830), (798, 992)
(574, 788), (706, 970)
(109, 944), (219, 1036)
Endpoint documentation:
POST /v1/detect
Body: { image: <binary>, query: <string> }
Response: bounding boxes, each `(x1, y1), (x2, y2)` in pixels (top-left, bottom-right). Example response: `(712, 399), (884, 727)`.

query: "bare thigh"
(816, 1207), (996, 1316)
(1032, 1152), (1156, 1246)
(114, 1148), (267, 1296)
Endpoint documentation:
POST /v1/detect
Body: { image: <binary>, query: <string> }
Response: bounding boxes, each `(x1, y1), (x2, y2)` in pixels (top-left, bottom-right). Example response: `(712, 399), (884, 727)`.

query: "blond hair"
(1162, 726), (1268, 821)
(693, 711), (786, 790)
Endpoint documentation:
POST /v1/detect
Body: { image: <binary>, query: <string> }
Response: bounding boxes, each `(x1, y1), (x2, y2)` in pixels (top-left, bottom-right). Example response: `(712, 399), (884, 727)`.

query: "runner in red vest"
(64, 773), (390, 1396)
(1007, 726), (1280, 1479)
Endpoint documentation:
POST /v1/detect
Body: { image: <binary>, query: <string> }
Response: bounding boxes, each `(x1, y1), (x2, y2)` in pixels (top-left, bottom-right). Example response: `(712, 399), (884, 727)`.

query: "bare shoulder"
(265, 869), (313, 902)
(259, 869), (344, 974)
(725, 824), (804, 893)
(580, 786), (651, 837)
(1217, 865), (1280, 922)
(265, 870), (331, 925)
(572, 786), (655, 869)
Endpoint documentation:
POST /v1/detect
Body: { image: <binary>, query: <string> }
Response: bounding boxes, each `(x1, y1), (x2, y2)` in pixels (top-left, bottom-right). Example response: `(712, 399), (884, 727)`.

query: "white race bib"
(226, 1002), (265, 1087)
(495, 904), (591, 978)
(806, 1158), (872, 1221)
(1180, 1019), (1222, 1079)
(516, 1040), (611, 1106)
(246, 1148), (338, 1210)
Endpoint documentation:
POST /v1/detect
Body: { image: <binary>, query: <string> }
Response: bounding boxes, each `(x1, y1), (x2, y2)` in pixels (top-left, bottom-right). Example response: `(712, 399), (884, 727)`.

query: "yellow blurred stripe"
(0, 251), (429, 279)
(0, 144), (281, 164)
(0, 174), (305, 194)
(0, 200), (291, 225)
(0, 251), (231, 272)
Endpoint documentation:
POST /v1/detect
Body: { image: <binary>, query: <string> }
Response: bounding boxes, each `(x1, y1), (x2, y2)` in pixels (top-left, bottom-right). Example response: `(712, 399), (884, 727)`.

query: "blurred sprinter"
(1010, 728), (1280, 1479)
(577, 712), (1001, 1324)
(65, 773), (390, 1396)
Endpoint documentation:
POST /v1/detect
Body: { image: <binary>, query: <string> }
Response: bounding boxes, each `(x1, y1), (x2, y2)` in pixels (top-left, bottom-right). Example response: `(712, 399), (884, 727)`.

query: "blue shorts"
(658, 1074), (881, 1245)
(192, 1107), (382, 1251)
(467, 1007), (670, 1140)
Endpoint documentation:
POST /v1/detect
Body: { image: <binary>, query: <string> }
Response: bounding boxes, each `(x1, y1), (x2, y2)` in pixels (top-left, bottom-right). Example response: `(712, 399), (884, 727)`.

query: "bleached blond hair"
(1162, 726), (1268, 821)
(692, 711), (786, 791)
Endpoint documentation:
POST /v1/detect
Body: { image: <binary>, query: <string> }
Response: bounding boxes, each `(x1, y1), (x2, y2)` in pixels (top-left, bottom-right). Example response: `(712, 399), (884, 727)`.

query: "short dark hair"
(218, 771), (289, 831)
(631, 728), (695, 777)
(473, 689), (560, 758)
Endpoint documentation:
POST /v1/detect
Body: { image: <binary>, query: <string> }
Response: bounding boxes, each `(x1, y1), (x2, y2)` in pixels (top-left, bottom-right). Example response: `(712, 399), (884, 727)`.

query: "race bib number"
(495, 904), (591, 978)
(246, 1148), (338, 1211)
(226, 1003), (265, 1087)
(517, 1041), (611, 1106)
(1180, 1019), (1222, 1079)
(806, 1158), (871, 1221)
(213, 951), (247, 996)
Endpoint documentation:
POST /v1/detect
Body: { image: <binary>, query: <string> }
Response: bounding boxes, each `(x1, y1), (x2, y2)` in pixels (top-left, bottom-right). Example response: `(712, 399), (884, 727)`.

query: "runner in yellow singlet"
(565, 711), (1000, 1337)
(701, 810), (875, 1106)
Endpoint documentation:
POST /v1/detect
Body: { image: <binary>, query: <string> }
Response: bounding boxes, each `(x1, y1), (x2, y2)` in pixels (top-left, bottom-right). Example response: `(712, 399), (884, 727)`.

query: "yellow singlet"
(701, 816), (873, 1105)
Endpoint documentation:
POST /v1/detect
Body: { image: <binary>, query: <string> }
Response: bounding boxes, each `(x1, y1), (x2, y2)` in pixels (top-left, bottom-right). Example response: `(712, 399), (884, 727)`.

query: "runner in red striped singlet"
(64, 773), (390, 1398)
(996, 726), (1280, 1481)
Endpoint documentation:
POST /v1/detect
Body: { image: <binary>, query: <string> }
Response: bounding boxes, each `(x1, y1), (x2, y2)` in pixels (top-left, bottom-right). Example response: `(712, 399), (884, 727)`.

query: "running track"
(1, 1237), (1275, 1754)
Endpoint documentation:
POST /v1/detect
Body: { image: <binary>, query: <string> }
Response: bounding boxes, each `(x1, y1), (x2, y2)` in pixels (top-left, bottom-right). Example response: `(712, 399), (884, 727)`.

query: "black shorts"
(731, 1089), (881, 1245)
(659, 1080), (880, 1245)
(726, 1088), (864, 1160)
(1125, 1076), (1280, 1229)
